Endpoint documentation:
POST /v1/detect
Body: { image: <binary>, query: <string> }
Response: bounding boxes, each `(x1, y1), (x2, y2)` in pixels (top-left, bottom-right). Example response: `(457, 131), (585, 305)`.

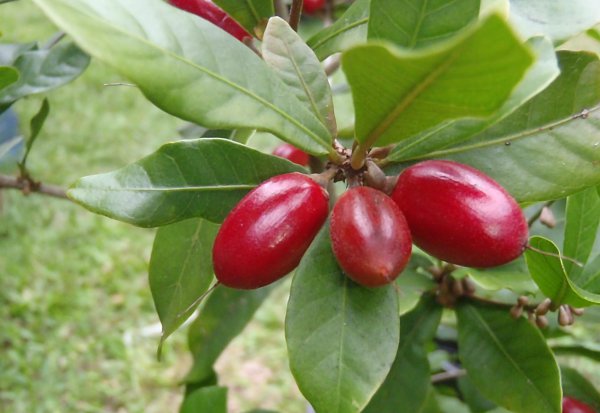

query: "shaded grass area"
(1, 3), (304, 413)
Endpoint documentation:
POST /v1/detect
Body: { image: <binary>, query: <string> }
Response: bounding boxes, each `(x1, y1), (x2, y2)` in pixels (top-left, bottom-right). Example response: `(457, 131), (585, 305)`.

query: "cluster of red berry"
(212, 144), (529, 290)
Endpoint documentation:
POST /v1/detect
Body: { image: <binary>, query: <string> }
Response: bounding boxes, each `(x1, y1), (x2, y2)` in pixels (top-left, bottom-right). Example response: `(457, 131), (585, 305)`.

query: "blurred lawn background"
(0, 2), (304, 412)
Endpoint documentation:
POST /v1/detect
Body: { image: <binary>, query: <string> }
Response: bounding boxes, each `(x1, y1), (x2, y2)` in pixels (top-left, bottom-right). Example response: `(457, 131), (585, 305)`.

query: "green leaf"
(458, 376), (497, 413)
(32, 0), (333, 155)
(262, 17), (336, 135)
(560, 366), (600, 411)
(67, 138), (305, 227)
(418, 51), (600, 203)
(286, 226), (400, 413)
(552, 341), (600, 363)
(0, 66), (18, 91)
(179, 386), (227, 413)
(525, 236), (600, 307)
(363, 295), (442, 413)
(564, 187), (600, 277)
(212, 0), (273, 37)
(456, 302), (562, 413)
(307, 0), (369, 61)
(368, 0), (479, 48)
(342, 14), (533, 148)
(387, 36), (559, 162)
(0, 41), (89, 105)
(149, 218), (219, 345)
(458, 261), (537, 294)
(186, 285), (274, 384)
(509, 0), (600, 44)
(20, 97), (49, 168)
(396, 253), (436, 315)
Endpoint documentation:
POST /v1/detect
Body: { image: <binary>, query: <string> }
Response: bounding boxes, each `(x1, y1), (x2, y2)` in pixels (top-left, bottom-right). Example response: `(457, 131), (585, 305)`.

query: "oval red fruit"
(303, 0), (326, 14)
(213, 173), (329, 289)
(169, 0), (251, 42)
(330, 186), (412, 287)
(391, 160), (528, 268)
(272, 143), (310, 167)
(563, 397), (595, 413)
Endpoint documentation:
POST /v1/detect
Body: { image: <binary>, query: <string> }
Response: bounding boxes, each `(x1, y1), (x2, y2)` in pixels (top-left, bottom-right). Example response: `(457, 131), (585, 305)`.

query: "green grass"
(0, 3), (304, 412)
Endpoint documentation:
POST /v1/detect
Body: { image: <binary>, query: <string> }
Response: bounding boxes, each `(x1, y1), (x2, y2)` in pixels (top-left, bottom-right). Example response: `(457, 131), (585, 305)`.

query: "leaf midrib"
(464, 304), (555, 412)
(400, 105), (600, 161)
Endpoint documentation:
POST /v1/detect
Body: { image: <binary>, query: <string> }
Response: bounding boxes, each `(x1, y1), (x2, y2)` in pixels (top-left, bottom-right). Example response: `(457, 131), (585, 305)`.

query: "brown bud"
(451, 278), (464, 296)
(539, 206), (557, 228)
(510, 305), (523, 319)
(558, 305), (574, 326)
(517, 296), (529, 307)
(535, 298), (552, 316)
(462, 278), (477, 295)
(535, 315), (549, 329)
(570, 306), (585, 316)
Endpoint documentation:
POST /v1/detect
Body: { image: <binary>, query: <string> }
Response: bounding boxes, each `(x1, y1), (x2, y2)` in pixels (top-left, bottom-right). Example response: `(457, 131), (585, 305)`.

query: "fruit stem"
(525, 245), (583, 267)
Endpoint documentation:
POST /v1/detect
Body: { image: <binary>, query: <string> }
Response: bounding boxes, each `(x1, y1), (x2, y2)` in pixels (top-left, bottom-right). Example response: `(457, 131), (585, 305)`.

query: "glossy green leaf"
(525, 236), (600, 307)
(414, 51), (600, 203)
(286, 227), (400, 413)
(0, 66), (18, 91)
(307, 0), (369, 61)
(509, 0), (600, 44)
(388, 36), (559, 162)
(368, 0), (479, 48)
(363, 296), (442, 413)
(343, 14), (533, 148)
(436, 395), (471, 413)
(212, 0), (273, 36)
(564, 187), (600, 277)
(262, 17), (336, 135)
(0, 41), (89, 105)
(243, 410), (279, 413)
(396, 253), (436, 315)
(67, 138), (305, 227)
(456, 302), (562, 413)
(458, 376), (497, 413)
(420, 387), (443, 413)
(560, 366), (600, 411)
(32, 0), (333, 155)
(149, 218), (219, 345)
(179, 386), (227, 413)
(186, 285), (274, 384)
(459, 260), (537, 294)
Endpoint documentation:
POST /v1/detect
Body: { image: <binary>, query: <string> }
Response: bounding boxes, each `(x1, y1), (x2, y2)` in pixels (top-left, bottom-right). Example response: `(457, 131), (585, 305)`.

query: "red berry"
(272, 143), (310, 167)
(213, 173), (329, 289)
(303, 0), (326, 14)
(168, 0), (251, 42)
(330, 186), (412, 287)
(563, 397), (595, 413)
(391, 160), (528, 268)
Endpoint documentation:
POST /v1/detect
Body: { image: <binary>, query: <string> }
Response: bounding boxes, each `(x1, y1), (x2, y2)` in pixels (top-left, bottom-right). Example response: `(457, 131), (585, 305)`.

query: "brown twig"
(289, 0), (304, 31)
(431, 368), (466, 383)
(0, 174), (68, 200)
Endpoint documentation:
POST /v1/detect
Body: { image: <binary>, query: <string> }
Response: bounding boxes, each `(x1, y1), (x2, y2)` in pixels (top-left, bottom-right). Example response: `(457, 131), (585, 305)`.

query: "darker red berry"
(168, 0), (251, 42)
(563, 397), (595, 413)
(272, 143), (310, 167)
(391, 160), (528, 268)
(330, 186), (412, 287)
(213, 173), (329, 289)
(303, 0), (326, 14)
